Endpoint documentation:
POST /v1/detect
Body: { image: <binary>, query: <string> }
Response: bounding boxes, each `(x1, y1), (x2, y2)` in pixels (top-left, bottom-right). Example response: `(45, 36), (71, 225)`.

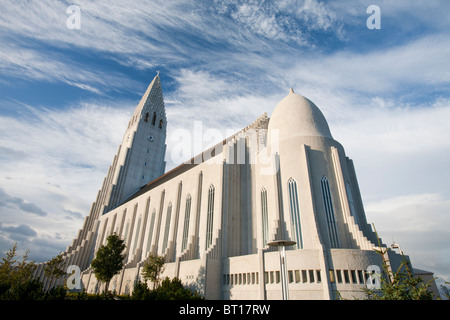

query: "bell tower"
(42, 73), (167, 276)
(104, 73), (167, 211)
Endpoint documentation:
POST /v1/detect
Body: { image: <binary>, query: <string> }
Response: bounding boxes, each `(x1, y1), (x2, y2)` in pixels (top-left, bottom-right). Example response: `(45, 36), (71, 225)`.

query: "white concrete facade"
(35, 75), (437, 299)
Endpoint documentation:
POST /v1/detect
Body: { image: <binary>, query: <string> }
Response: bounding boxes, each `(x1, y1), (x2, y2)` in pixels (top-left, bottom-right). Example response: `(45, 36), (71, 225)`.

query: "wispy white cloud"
(0, 0), (449, 285)
(0, 223), (38, 240)
(0, 0), (347, 90)
(295, 0), (341, 31)
(0, 187), (48, 217)
(0, 100), (133, 260)
(282, 33), (450, 96)
(214, 0), (345, 44)
(63, 209), (84, 220)
(0, 42), (142, 95)
(229, 1), (296, 41)
(365, 193), (450, 281)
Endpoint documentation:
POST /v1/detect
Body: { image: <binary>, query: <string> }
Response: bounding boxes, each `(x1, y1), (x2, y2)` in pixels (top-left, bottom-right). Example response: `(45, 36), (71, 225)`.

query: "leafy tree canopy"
(0, 243), (36, 295)
(141, 254), (165, 289)
(91, 233), (126, 293)
(44, 253), (66, 281)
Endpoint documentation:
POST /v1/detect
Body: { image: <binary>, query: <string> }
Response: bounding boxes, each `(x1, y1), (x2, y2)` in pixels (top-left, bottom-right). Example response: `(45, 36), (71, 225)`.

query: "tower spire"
(114, 73), (167, 207)
(47, 75), (168, 275)
(133, 73), (165, 120)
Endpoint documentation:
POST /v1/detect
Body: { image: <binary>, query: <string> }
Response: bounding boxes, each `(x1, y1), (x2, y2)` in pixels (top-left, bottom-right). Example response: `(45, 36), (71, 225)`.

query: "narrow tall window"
(123, 221), (130, 245)
(162, 203), (172, 253)
(206, 185), (215, 249)
(181, 194), (192, 251)
(132, 216), (142, 254)
(144, 112), (149, 123)
(346, 181), (358, 225)
(288, 178), (303, 249)
(151, 112), (156, 125)
(260, 188), (269, 247)
(145, 209), (156, 253)
(321, 177), (340, 248)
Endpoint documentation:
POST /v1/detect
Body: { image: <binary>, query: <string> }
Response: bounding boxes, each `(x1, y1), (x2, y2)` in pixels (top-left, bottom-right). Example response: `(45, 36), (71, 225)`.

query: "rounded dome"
(267, 89), (332, 144)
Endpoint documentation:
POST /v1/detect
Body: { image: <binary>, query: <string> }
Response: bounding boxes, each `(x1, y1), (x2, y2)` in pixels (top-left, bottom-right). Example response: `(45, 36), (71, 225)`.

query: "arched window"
(288, 178), (303, 249)
(261, 188), (269, 247)
(159, 119), (164, 129)
(144, 112), (149, 123)
(146, 209), (156, 253)
(151, 112), (156, 125)
(162, 202), (172, 253)
(132, 216), (142, 254)
(346, 181), (358, 225)
(321, 177), (340, 248)
(206, 185), (215, 249)
(181, 194), (192, 251)
(123, 220), (130, 246)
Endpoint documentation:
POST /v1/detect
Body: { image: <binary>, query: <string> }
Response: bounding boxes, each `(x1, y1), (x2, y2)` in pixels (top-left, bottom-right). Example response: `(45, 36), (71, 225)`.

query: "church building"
(33, 74), (436, 299)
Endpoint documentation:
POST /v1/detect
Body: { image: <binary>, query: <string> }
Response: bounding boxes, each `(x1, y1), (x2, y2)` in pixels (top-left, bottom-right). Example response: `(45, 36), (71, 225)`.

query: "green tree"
(155, 277), (203, 300)
(44, 253), (66, 283)
(0, 243), (36, 297)
(2, 279), (44, 300)
(141, 254), (165, 289)
(131, 277), (203, 300)
(91, 233), (126, 294)
(131, 279), (151, 300)
(363, 259), (435, 300)
(362, 225), (435, 300)
(441, 282), (450, 300)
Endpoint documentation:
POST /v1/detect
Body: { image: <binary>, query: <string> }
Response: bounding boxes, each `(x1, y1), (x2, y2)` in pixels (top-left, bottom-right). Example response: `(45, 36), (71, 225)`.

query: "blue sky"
(0, 0), (449, 294)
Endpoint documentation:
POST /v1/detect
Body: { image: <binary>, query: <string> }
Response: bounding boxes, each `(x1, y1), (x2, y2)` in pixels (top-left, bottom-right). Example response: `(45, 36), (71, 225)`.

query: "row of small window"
(223, 272), (259, 286)
(144, 112), (164, 128)
(329, 269), (367, 285)
(287, 269), (322, 284)
(222, 269), (322, 287)
(223, 269), (370, 287)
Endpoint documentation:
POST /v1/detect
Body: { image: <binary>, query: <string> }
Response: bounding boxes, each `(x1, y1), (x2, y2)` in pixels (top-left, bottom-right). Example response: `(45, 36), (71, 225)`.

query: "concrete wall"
(79, 91), (431, 301)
